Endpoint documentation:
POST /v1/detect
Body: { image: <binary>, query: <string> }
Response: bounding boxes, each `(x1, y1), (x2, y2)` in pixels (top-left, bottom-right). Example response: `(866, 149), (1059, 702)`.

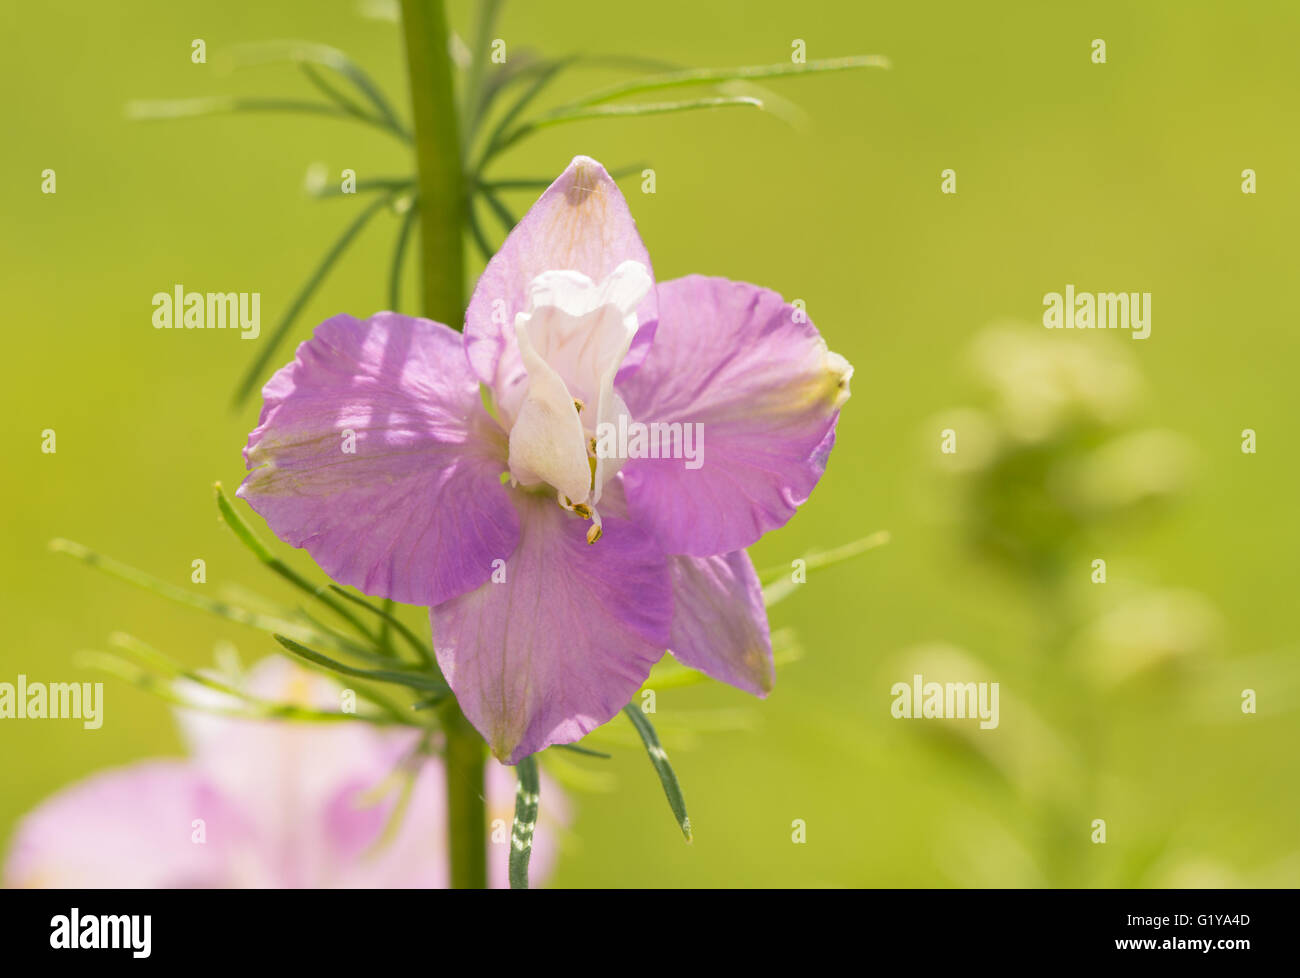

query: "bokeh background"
(3, 0), (1298, 887)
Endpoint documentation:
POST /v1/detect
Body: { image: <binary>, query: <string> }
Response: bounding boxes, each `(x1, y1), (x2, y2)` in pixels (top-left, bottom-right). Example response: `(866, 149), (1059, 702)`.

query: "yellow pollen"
(586, 523), (603, 544)
(572, 502), (593, 519)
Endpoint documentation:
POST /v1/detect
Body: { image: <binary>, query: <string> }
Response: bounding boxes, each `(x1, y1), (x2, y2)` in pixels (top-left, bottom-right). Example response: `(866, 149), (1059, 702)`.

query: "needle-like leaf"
(76, 649), (400, 726)
(460, 0), (506, 139)
(474, 56), (576, 168)
(214, 483), (376, 642)
(308, 176), (415, 200)
(478, 187), (517, 236)
(49, 537), (333, 649)
(229, 40), (408, 137)
(509, 754), (541, 889)
(273, 634), (447, 693)
(125, 95), (408, 142)
(326, 584), (436, 669)
(552, 742), (612, 759)
(387, 197), (420, 312)
(622, 704), (692, 842)
(233, 189), (399, 406)
(104, 633), (403, 726)
(761, 530), (890, 606)
(556, 54), (891, 110)
(465, 199), (495, 262)
(493, 95), (763, 158)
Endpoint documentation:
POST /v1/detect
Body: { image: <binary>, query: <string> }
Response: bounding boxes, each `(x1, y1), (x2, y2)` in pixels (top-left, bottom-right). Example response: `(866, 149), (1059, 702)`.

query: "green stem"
(401, 0), (466, 327)
(440, 698), (489, 888)
(399, 0), (485, 889)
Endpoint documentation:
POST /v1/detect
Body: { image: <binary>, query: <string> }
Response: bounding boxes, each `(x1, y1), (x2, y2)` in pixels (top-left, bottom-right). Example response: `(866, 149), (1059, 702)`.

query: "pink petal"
(669, 550), (774, 695)
(3, 761), (247, 888)
(619, 276), (852, 556)
(174, 658), (421, 887)
(238, 312), (520, 605)
(465, 156), (658, 401)
(431, 491), (671, 763)
(5, 659), (574, 889)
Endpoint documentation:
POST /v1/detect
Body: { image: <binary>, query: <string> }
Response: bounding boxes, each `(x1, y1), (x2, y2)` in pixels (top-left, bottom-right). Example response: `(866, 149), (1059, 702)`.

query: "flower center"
(503, 261), (650, 543)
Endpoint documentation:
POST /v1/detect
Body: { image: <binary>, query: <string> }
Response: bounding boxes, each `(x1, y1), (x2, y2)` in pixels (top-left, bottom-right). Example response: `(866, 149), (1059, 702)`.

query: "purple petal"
(619, 276), (852, 556)
(238, 312), (520, 605)
(431, 491), (671, 763)
(465, 156), (658, 400)
(669, 550), (774, 695)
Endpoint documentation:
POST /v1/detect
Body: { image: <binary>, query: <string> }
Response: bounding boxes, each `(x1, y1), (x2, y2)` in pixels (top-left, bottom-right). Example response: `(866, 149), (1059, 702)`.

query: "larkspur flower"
(3, 658), (565, 888)
(238, 156), (852, 763)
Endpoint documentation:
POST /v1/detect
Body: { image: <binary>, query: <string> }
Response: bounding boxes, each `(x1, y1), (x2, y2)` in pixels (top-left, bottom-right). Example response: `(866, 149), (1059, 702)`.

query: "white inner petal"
(505, 261), (650, 512)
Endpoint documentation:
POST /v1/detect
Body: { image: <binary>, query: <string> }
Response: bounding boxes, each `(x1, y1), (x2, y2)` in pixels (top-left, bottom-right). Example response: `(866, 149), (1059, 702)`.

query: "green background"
(3, 0), (1297, 887)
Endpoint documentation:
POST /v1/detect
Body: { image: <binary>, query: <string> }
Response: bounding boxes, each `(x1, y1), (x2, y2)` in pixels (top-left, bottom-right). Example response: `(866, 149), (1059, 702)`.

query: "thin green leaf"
(478, 187), (517, 236)
(474, 57), (576, 170)
(233, 189), (398, 406)
(541, 749), (618, 793)
(377, 599), (397, 657)
(494, 95), (763, 158)
(294, 607), (403, 666)
(474, 52), (683, 139)
(76, 649), (398, 726)
(230, 40), (408, 137)
(461, 0), (506, 140)
(362, 762), (419, 856)
(299, 62), (374, 121)
(622, 704), (692, 842)
(509, 755), (541, 889)
(50, 537), (331, 649)
(106, 632), (403, 726)
(472, 51), (548, 137)
(124, 96), (406, 141)
(552, 743), (612, 759)
(556, 54), (891, 111)
(127, 95), (343, 120)
(327, 585), (436, 669)
(308, 176), (415, 200)
(761, 530), (890, 606)
(272, 634), (447, 693)
(214, 483), (376, 642)
(465, 199), (495, 262)
(411, 692), (450, 711)
(387, 197), (420, 312)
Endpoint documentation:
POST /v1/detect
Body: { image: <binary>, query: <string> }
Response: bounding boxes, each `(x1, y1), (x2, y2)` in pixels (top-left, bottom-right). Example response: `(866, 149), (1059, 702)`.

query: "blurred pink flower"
(3, 657), (566, 888)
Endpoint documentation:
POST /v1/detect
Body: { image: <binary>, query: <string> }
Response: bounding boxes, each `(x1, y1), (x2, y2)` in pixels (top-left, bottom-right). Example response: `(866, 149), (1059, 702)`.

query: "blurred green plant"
(911, 324), (1221, 886)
